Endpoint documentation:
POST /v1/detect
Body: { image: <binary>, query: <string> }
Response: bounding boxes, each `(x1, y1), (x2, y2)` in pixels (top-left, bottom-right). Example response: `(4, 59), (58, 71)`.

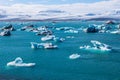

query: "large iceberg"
(7, 57), (36, 67)
(80, 40), (112, 52)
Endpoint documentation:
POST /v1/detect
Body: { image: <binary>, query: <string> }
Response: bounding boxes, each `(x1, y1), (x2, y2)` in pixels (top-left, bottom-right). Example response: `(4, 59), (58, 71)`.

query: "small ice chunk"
(69, 54), (80, 59)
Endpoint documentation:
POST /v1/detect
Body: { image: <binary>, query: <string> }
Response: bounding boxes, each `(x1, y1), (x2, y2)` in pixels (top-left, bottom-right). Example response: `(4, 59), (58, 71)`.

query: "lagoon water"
(0, 21), (120, 80)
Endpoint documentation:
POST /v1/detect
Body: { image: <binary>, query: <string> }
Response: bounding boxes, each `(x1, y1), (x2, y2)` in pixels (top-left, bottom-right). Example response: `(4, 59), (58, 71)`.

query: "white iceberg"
(110, 30), (120, 34)
(37, 26), (48, 31)
(56, 27), (72, 31)
(53, 37), (65, 42)
(43, 43), (58, 49)
(41, 35), (55, 41)
(69, 54), (80, 59)
(64, 29), (79, 33)
(7, 57), (36, 67)
(31, 42), (44, 49)
(31, 42), (57, 49)
(80, 40), (112, 51)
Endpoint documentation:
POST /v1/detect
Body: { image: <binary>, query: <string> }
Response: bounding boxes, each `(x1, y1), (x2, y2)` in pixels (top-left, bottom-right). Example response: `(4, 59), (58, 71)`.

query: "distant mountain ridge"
(0, 8), (120, 21)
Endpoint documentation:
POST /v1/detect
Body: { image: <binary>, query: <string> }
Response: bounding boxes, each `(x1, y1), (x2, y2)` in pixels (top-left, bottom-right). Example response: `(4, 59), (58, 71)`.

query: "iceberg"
(36, 30), (52, 36)
(0, 30), (11, 36)
(80, 40), (112, 52)
(110, 30), (120, 34)
(64, 29), (79, 33)
(37, 26), (48, 31)
(31, 42), (58, 49)
(43, 43), (58, 49)
(36, 26), (53, 36)
(7, 57), (36, 67)
(84, 25), (99, 33)
(41, 35), (55, 41)
(56, 27), (72, 31)
(31, 42), (44, 49)
(105, 20), (115, 24)
(53, 37), (65, 42)
(20, 25), (34, 31)
(69, 54), (80, 59)
(66, 36), (74, 39)
(2, 24), (15, 31)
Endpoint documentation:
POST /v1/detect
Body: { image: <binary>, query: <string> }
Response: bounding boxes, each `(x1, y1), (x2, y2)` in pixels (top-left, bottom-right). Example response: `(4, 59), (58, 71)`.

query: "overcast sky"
(0, 0), (109, 5)
(0, 0), (119, 20)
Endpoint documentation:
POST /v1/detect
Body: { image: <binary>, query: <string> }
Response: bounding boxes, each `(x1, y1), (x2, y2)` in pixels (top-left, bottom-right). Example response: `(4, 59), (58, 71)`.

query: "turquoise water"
(0, 21), (120, 80)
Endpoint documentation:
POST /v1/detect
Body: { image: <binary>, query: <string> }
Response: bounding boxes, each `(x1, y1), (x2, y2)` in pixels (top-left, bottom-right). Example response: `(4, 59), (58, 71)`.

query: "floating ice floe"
(36, 30), (52, 36)
(20, 25), (34, 31)
(105, 20), (115, 24)
(31, 42), (44, 49)
(110, 30), (120, 34)
(41, 35), (55, 41)
(53, 37), (65, 42)
(83, 25), (99, 33)
(66, 36), (74, 39)
(69, 54), (80, 59)
(7, 57), (36, 67)
(1, 24), (15, 31)
(35, 26), (53, 36)
(43, 43), (58, 49)
(80, 40), (112, 51)
(0, 30), (11, 36)
(32, 29), (39, 33)
(56, 27), (72, 31)
(31, 42), (58, 49)
(41, 35), (64, 42)
(37, 26), (48, 31)
(64, 29), (79, 33)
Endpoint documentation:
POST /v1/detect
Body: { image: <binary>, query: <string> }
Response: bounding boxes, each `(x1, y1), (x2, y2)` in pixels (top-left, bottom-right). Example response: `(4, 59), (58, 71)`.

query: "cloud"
(61, 0), (66, 2)
(9, 0), (14, 2)
(0, 0), (119, 20)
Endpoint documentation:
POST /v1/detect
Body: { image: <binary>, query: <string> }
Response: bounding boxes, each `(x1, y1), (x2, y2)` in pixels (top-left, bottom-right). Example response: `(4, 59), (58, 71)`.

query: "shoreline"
(0, 17), (120, 22)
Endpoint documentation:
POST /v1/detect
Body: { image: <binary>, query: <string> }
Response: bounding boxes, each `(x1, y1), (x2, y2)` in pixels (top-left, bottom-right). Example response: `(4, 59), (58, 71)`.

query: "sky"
(0, 0), (109, 5)
(0, 0), (119, 20)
